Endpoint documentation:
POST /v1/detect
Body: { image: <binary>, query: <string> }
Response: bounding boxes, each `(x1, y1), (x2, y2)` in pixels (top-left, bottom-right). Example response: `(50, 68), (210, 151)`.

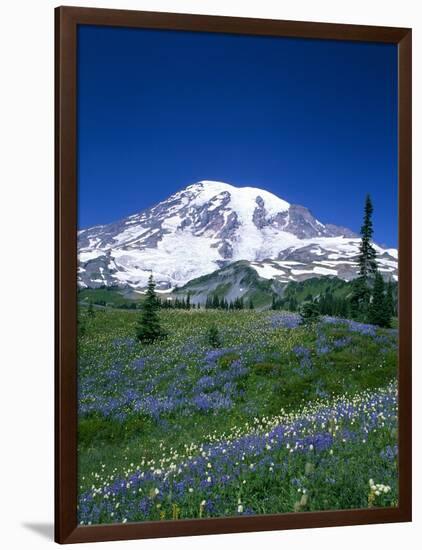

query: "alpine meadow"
(76, 26), (398, 526)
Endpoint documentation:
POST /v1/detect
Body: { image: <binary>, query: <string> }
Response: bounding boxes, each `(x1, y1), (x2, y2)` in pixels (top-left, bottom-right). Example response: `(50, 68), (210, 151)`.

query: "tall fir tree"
(358, 195), (378, 279)
(368, 271), (391, 327)
(136, 274), (166, 344)
(351, 194), (378, 320)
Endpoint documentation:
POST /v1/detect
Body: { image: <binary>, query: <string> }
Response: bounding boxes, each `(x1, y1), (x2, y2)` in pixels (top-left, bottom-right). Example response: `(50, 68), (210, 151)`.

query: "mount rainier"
(78, 180), (397, 291)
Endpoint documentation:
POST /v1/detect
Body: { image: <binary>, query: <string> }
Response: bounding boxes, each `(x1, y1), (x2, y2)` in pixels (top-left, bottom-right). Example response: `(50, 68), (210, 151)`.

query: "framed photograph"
(55, 6), (412, 544)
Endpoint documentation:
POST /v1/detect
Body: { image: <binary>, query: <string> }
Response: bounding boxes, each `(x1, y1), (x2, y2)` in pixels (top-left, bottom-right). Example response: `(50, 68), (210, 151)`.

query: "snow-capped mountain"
(78, 180), (397, 289)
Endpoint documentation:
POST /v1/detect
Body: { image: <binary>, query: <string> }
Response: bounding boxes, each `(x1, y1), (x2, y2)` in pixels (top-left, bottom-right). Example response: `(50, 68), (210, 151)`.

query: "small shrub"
(206, 325), (221, 348)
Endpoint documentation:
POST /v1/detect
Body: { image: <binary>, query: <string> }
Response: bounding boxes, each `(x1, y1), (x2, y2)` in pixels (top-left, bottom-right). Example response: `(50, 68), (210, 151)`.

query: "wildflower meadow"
(77, 307), (398, 524)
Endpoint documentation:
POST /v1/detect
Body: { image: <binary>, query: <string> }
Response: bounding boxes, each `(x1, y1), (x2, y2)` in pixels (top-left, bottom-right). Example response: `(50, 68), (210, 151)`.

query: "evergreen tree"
(212, 294), (220, 309)
(288, 296), (298, 312)
(135, 274), (166, 344)
(299, 300), (320, 325)
(351, 194), (378, 320)
(320, 289), (334, 316)
(386, 281), (395, 318)
(233, 297), (244, 310)
(350, 276), (370, 321)
(206, 324), (221, 348)
(249, 298), (254, 310)
(358, 195), (378, 280)
(186, 293), (191, 310)
(368, 271), (391, 327)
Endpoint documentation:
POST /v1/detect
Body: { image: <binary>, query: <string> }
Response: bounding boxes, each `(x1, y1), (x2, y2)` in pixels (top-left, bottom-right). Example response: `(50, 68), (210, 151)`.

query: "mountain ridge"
(77, 180), (397, 290)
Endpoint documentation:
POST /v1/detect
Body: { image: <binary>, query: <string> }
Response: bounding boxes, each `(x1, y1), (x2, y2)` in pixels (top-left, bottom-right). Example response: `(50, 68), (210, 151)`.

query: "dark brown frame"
(55, 5), (412, 544)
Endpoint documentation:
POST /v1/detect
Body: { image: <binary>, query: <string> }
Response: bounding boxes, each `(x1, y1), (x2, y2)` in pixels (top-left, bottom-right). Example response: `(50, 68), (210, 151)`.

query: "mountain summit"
(78, 181), (397, 289)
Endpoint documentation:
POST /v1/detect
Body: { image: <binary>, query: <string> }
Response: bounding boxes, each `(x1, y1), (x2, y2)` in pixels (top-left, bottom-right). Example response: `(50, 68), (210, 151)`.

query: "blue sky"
(77, 25), (398, 247)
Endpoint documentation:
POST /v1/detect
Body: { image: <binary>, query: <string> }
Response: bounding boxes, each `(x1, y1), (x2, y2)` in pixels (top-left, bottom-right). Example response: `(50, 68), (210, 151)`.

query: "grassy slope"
(78, 288), (143, 308)
(282, 277), (353, 300)
(77, 307), (397, 521)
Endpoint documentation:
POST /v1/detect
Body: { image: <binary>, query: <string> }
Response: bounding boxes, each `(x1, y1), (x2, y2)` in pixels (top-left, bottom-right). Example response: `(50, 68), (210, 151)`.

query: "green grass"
(77, 307), (398, 523)
(78, 288), (142, 308)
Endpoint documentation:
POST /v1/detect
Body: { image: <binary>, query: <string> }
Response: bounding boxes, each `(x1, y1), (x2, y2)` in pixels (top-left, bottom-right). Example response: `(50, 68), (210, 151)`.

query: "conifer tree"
(206, 324), (221, 348)
(288, 296), (297, 312)
(299, 300), (320, 325)
(368, 271), (391, 327)
(386, 281), (395, 317)
(358, 195), (378, 280)
(136, 274), (166, 344)
(351, 194), (378, 320)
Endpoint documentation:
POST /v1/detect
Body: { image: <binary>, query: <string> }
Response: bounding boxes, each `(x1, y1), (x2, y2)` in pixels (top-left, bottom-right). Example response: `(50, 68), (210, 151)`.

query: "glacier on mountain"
(77, 180), (397, 289)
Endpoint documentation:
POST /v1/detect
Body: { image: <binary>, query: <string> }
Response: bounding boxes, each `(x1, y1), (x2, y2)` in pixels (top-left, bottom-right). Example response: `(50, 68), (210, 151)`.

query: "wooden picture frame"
(55, 5), (412, 544)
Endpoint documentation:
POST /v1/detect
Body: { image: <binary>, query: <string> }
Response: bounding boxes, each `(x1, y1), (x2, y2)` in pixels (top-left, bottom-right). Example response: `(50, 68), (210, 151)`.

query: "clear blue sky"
(77, 25), (398, 247)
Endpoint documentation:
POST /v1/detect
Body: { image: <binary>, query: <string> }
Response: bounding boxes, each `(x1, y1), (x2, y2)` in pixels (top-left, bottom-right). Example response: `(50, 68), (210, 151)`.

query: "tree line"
(204, 295), (254, 310)
(271, 291), (351, 318)
(159, 294), (254, 310)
